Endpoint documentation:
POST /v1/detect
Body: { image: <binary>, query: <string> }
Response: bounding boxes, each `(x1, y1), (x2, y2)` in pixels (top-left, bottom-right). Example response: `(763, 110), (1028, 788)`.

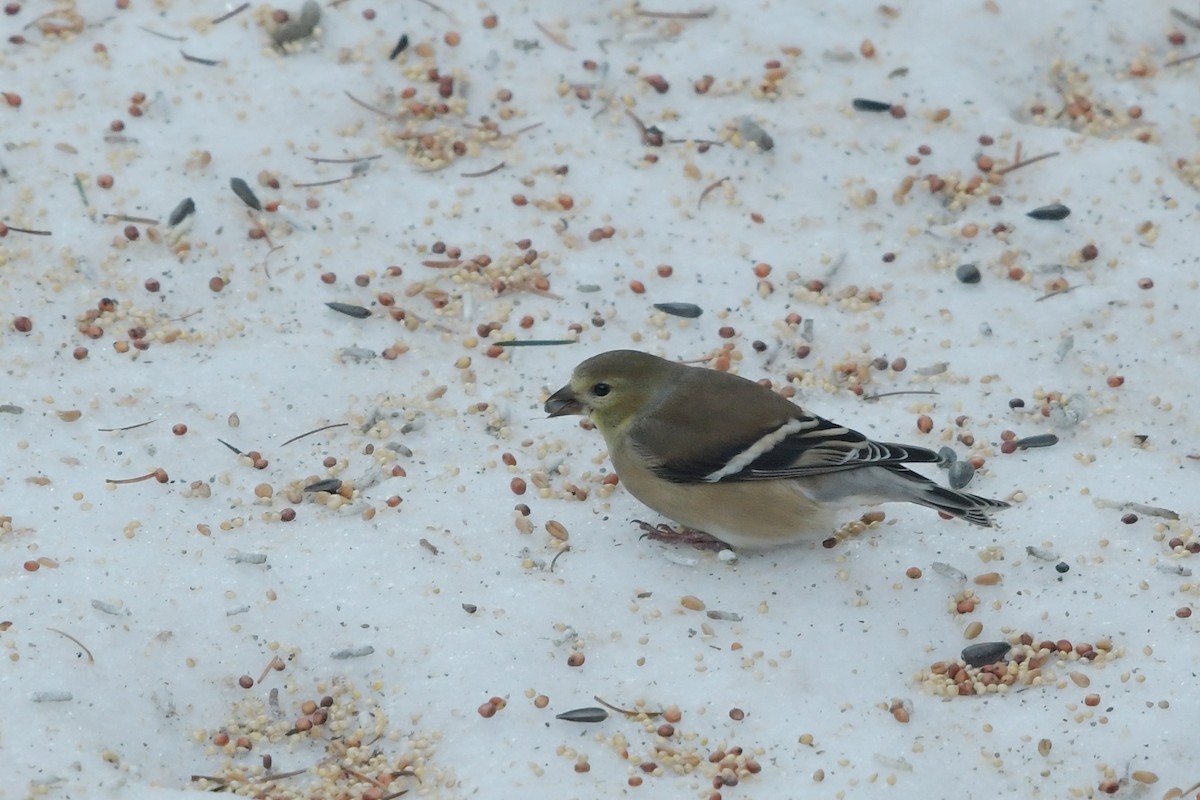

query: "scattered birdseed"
(955, 263), (981, 284)
(330, 645), (374, 659)
(652, 302), (703, 318)
(1016, 433), (1059, 450)
(931, 562), (968, 582)
(1026, 203), (1071, 220)
(90, 599), (130, 616)
(229, 177), (261, 210)
(326, 302), (371, 319)
(32, 692), (73, 703)
(272, 0), (320, 46)
(1026, 545), (1059, 561)
(852, 97), (893, 112)
(737, 117), (774, 151)
(167, 197), (195, 226)
(556, 707), (609, 723)
(947, 460), (975, 489)
(961, 641), (1010, 667)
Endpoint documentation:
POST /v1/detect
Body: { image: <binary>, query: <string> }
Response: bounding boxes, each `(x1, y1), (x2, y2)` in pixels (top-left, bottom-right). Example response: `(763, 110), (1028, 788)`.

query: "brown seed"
(545, 520), (568, 541)
(916, 415), (933, 434)
(718, 326), (735, 338)
(477, 701), (497, 718)
(209, 276), (225, 292)
(891, 357), (907, 372)
(444, 30), (460, 46)
(729, 707), (745, 721)
(295, 717), (313, 732)
(974, 572), (1001, 586)
(956, 599), (975, 614)
(72, 347), (88, 360)
(964, 621), (983, 639)
(172, 424), (188, 436)
(656, 264), (673, 278)
(567, 652), (585, 667)
(13, 315), (32, 332)
(1137, 277), (1154, 289)
(1176, 606), (1192, 618)
(1106, 375), (1124, 388)
(905, 566), (922, 579)
(482, 13), (497, 28)
(238, 675), (254, 689)
(510, 477), (526, 495)
(213, 732), (230, 746)
(1083, 693), (1100, 707)
(23, 560), (39, 572)
(680, 595), (705, 611)
(1080, 243), (1099, 261)
(892, 706), (909, 723)
(97, 174), (113, 189)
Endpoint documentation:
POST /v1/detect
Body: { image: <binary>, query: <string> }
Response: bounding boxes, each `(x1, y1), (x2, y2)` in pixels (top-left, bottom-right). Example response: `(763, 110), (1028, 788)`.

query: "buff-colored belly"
(611, 448), (833, 549)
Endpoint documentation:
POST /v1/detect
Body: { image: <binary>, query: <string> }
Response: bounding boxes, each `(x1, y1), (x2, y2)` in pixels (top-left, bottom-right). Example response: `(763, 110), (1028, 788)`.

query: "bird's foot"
(634, 520), (733, 552)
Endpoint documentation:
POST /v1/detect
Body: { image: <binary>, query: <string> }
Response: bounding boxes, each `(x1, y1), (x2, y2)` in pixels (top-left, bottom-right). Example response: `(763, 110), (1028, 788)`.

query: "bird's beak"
(544, 384), (584, 417)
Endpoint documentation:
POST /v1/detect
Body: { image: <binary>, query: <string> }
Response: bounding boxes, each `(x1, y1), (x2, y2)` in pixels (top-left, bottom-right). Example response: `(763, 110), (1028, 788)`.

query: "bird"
(544, 349), (1010, 550)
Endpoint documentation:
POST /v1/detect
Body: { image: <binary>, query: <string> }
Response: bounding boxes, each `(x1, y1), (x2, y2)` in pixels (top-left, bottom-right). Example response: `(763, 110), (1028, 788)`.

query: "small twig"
(996, 150), (1059, 175)
(306, 154), (382, 164)
(1171, 8), (1200, 28)
(257, 655), (285, 683)
(216, 438), (243, 455)
(422, 259), (463, 269)
(550, 546), (570, 572)
(461, 161), (506, 178)
(98, 419), (155, 432)
(46, 628), (94, 662)
(73, 175), (90, 210)
(1, 224), (52, 236)
(860, 390), (940, 403)
(212, 3), (250, 24)
(535, 21), (575, 50)
(1034, 284), (1079, 302)
(181, 51), (222, 66)
(280, 423), (349, 447)
(293, 173), (363, 188)
(496, 339), (575, 347)
(139, 26), (186, 41)
(593, 695), (663, 718)
(666, 138), (724, 147)
(414, 0), (453, 17)
(1164, 51), (1200, 67)
(634, 4), (715, 18)
(344, 91), (400, 119)
(697, 176), (730, 209)
(106, 469), (168, 485)
(103, 214), (160, 225)
(247, 767), (308, 784)
(419, 538), (439, 555)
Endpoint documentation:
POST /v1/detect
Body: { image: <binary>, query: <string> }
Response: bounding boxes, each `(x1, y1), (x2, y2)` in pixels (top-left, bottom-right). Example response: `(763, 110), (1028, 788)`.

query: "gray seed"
(1026, 203), (1070, 221)
(961, 641), (1010, 667)
(948, 460), (975, 489)
(931, 562), (967, 582)
(273, 0), (321, 46)
(1016, 433), (1059, 450)
(955, 263), (981, 284)
(304, 478), (342, 493)
(936, 446), (957, 468)
(737, 117), (774, 151)
(1025, 545), (1058, 561)
(168, 197), (195, 226)
(32, 691), (74, 703)
(326, 302), (371, 319)
(706, 610), (743, 622)
(229, 177), (261, 210)
(852, 97), (892, 112)
(330, 645), (374, 659)
(556, 707), (609, 723)
(653, 302), (703, 318)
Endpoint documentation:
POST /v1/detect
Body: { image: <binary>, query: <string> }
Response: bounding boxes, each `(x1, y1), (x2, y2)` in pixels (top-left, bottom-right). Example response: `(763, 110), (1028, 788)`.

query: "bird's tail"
(805, 465), (1010, 527)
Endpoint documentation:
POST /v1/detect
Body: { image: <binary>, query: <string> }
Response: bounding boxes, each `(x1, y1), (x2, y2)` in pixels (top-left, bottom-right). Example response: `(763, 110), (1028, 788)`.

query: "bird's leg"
(633, 520), (733, 552)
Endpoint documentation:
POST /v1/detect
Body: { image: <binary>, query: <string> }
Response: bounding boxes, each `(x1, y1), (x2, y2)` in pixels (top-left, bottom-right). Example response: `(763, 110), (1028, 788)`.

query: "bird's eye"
(591, 382), (611, 397)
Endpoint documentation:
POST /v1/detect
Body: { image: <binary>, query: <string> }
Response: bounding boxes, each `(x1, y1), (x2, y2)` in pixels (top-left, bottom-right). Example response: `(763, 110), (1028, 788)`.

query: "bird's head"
(544, 350), (669, 432)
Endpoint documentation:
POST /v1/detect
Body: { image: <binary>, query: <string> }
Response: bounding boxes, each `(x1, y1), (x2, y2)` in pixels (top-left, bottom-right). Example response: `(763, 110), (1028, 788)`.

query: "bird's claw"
(633, 520), (733, 552)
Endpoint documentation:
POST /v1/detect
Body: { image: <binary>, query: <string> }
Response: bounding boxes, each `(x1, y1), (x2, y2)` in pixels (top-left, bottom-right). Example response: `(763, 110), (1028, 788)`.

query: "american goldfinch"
(545, 349), (1010, 549)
